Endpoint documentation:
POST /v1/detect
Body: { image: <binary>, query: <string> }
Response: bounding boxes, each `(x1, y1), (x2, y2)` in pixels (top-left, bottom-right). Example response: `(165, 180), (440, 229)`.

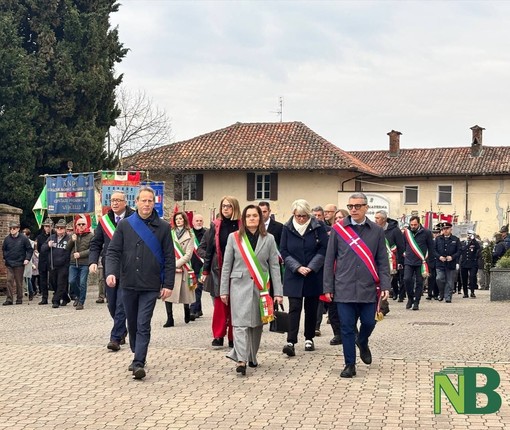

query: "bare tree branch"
(108, 85), (172, 163)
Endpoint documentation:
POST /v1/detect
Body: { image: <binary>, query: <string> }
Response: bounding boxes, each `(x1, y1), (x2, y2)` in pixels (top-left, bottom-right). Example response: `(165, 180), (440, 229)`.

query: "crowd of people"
(2, 189), (500, 380)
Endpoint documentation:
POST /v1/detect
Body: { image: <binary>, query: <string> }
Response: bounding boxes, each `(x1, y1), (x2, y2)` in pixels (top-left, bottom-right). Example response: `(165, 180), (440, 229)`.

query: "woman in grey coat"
(220, 205), (283, 376)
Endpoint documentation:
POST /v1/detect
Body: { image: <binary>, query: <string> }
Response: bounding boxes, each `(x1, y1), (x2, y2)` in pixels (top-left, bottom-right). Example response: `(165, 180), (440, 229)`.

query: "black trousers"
(427, 267), (438, 298)
(460, 267), (478, 295)
(287, 296), (319, 344)
(50, 266), (70, 304)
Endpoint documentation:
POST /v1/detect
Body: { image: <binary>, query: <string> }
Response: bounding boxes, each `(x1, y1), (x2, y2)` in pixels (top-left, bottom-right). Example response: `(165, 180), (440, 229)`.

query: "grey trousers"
(227, 325), (263, 364)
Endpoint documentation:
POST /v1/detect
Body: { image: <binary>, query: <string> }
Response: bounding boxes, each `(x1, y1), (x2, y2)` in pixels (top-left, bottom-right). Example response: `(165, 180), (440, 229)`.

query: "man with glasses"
(323, 204), (337, 227)
(36, 218), (53, 305)
(2, 220), (33, 305)
(89, 191), (135, 351)
(41, 219), (71, 308)
(323, 193), (391, 378)
(66, 216), (93, 310)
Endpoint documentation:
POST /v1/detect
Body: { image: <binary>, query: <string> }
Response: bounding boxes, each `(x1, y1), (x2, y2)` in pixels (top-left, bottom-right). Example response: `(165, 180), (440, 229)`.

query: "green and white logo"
(434, 367), (502, 414)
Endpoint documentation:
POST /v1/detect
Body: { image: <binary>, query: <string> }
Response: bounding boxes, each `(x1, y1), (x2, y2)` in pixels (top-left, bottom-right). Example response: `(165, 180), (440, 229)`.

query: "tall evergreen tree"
(0, 0), (127, 225)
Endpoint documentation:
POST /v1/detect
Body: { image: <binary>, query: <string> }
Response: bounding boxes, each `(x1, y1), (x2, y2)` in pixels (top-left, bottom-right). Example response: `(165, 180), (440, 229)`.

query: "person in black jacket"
(190, 213), (207, 319)
(459, 229), (481, 298)
(403, 216), (434, 311)
(2, 220), (33, 305)
(89, 190), (135, 351)
(492, 233), (506, 267)
(41, 219), (71, 308)
(434, 222), (461, 303)
(36, 218), (53, 305)
(106, 187), (175, 380)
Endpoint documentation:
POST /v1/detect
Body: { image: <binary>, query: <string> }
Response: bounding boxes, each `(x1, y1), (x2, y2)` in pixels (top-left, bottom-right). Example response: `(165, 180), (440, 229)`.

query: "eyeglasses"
(294, 214), (309, 219)
(347, 204), (367, 210)
(221, 204), (233, 209)
(56, 227), (65, 230)
(111, 198), (125, 203)
(9, 227), (19, 230)
(76, 223), (86, 226)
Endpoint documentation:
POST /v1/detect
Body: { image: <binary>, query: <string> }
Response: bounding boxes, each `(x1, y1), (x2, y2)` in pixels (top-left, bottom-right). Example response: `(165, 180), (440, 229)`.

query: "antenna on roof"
(271, 96), (283, 122)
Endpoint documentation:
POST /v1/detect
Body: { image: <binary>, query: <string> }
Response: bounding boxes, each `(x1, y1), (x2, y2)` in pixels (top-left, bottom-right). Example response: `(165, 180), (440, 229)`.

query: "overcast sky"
(111, 0), (510, 151)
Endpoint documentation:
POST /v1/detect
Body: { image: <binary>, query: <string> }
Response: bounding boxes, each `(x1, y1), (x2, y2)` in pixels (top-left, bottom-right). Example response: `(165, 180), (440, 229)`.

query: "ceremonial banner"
(32, 185), (47, 227)
(46, 174), (95, 214)
(141, 181), (165, 217)
(101, 171), (141, 214)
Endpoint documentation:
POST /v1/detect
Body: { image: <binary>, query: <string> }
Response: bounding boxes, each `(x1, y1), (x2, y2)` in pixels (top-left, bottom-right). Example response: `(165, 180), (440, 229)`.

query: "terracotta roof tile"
(123, 122), (378, 175)
(349, 146), (510, 177)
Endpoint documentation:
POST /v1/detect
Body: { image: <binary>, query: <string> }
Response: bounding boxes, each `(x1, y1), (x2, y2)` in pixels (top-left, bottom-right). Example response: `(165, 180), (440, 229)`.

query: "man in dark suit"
(259, 201), (283, 246)
(259, 201), (284, 308)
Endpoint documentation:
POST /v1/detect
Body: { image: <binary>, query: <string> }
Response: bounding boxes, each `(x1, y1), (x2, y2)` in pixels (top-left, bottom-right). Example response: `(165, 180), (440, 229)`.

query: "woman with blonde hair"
(164, 212), (196, 326)
(202, 196), (241, 347)
(280, 199), (329, 356)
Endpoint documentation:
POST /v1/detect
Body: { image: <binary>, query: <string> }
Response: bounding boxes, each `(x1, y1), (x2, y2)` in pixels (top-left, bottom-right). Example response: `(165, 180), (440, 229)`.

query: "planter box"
(490, 268), (510, 301)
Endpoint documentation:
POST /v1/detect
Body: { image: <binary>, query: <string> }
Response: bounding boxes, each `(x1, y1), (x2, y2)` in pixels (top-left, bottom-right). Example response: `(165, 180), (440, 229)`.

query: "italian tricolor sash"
(332, 221), (383, 319)
(385, 239), (398, 274)
(99, 214), (116, 240)
(193, 234), (204, 263)
(403, 228), (429, 278)
(171, 230), (197, 289)
(233, 232), (274, 324)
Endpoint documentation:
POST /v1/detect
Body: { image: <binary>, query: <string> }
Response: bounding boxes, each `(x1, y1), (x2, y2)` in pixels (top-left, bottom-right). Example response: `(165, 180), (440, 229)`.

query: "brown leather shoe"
(107, 341), (120, 352)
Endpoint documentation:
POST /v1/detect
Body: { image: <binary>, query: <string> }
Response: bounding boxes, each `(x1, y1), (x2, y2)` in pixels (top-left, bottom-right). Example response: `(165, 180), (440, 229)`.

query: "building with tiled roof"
(123, 121), (378, 221)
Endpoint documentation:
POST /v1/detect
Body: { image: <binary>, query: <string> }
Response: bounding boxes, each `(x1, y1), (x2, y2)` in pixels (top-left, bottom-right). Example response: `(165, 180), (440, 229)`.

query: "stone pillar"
(0, 204), (23, 291)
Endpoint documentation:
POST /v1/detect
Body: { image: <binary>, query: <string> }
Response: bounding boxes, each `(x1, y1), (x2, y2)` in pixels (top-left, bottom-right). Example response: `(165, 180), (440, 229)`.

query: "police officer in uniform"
(434, 222), (461, 303)
(459, 229), (480, 298)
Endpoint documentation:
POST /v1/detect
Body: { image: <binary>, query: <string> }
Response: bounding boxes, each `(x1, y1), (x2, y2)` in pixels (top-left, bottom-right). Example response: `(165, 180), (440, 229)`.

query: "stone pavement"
(1, 287), (509, 430)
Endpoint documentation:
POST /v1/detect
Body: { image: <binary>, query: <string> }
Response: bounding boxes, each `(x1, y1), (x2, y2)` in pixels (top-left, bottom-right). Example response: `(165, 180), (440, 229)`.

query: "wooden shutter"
(246, 173), (255, 201)
(270, 172), (278, 200)
(195, 174), (203, 201)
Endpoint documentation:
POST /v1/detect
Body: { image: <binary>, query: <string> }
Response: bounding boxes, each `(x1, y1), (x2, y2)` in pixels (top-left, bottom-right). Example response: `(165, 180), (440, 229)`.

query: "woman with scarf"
(164, 212), (196, 326)
(280, 199), (329, 356)
(201, 196), (241, 347)
(65, 215), (93, 310)
(220, 205), (283, 375)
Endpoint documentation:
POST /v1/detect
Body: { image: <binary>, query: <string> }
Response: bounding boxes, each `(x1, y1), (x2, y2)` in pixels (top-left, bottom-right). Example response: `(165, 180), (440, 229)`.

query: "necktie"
(115, 216), (120, 224)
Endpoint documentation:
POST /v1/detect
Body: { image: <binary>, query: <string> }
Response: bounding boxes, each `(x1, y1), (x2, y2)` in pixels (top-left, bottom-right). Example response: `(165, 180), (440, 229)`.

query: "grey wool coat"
(220, 232), (283, 327)
(165, 229), (196, 304)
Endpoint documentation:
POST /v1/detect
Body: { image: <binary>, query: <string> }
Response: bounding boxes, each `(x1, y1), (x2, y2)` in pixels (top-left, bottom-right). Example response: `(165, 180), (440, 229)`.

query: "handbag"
(269, 304), (289, 333)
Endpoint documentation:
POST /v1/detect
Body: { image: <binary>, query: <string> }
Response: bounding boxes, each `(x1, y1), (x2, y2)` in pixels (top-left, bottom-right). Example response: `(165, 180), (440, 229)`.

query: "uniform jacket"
(459, 238), (481, 269)
(403, 226), (434, 267)
(266, 218), (283, 246)
(41, 234), (70, 269)
(434, 234), (461, 270)
(66, 232), (93, 266)
(88, 206), (135, 271)
(2, 233), (33, 268)
(105, 210), (175, 292)
(280, 217), (329, 297)
(323, 217), (391, 303)
(220, 232), (283, 327)
(166, 228), (195, 304)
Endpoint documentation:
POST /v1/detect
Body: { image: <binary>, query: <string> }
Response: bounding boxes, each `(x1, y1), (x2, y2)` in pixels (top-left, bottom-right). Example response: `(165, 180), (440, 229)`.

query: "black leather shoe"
(107, 341), (120, 351)
(228, 340), (234, 348)
(470, 293), (476, 298)
(15, 299), (23, 305)
(163, 318), (174, 328)
(340, 364), (356, 378)
(73, 299), (79, 307)
(330, 335), (342, 345)
(438, 296), (444, 301)
(38, 299), (48, 305)
(211, 337), (224, 347)
(412, 302), (419, 310)
(133, 366), (146, 379)
(2, 301), (13, 306)
(52, 303), (59, 308)
(406, 299), (413, 309)
(120, 333), (127, 345)
(248, 361), (258, 368)
(445, 299), (451, 303)
(425, 296), (432, 300)
(356, 340), (372, 364)
(463, 295), (469, 298)
(397, 298), (404, 302)
(236, 364), (246, 376)
(282, 343), (295, 357)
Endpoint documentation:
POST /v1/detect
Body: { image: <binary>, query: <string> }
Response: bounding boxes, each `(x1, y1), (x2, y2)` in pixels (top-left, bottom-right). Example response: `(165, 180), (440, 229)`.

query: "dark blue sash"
(127, 213), (165, 283)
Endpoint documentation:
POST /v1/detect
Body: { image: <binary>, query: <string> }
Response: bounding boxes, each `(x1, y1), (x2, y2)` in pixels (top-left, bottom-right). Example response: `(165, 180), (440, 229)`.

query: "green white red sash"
(171, 230), (197, 289)
(403, 228), (429, 278)
(233, 231), (274, 324)
(385, 239), (398, 274)
(193, 233), (204, 264)
(99, 214), (116, 240)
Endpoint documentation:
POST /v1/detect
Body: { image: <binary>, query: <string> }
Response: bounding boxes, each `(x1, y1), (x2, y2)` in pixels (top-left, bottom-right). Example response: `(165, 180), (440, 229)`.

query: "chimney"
(470, 125), (484, 157)
(387, 130), (402, 157)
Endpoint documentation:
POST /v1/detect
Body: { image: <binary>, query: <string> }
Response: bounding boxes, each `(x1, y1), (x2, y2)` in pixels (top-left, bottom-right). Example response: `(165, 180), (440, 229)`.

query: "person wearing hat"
(500, 225), (510, 250)
(41, 219), (71, 308)
(2, 220), (34, 305)
(66, 215), (93, 310)
(425, 224), (442, 300)
(36, 218), (54, 305)
(459, 229), (481, 298)
(434, 222), (461, 303)
(492, 233), (506, 266)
